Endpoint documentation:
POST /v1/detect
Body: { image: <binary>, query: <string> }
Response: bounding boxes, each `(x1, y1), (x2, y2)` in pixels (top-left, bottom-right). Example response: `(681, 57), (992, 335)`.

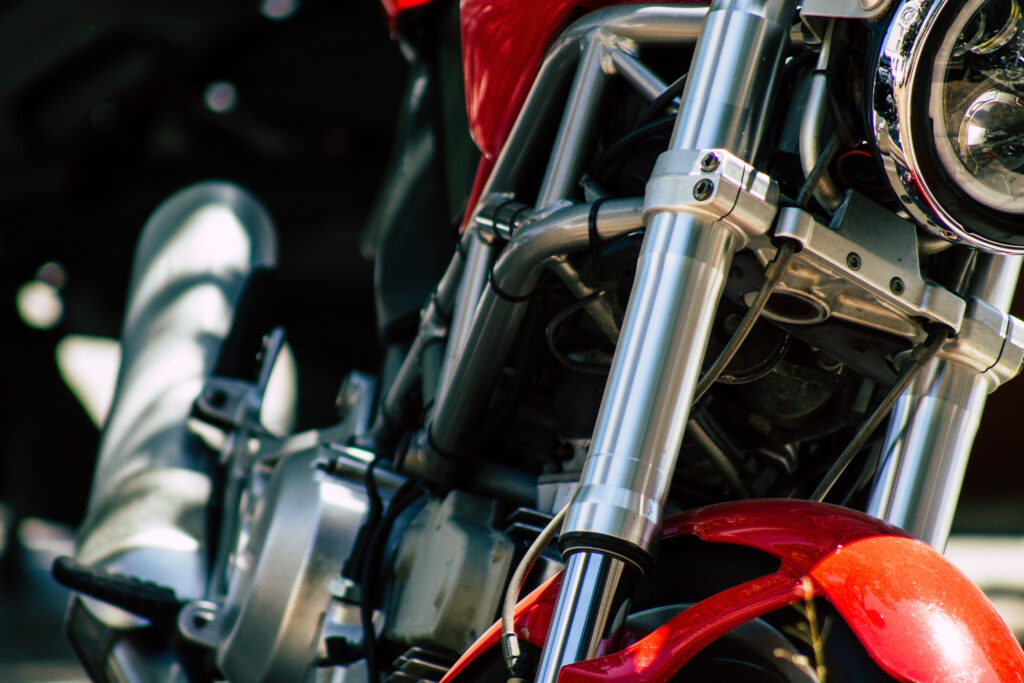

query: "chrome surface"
(799, 20), (842, 212)
(536, 552), (628, 681)
(868, 360), (991, 549)
(800, 0), (891, 18)
(869, 254), (1024, 549)
(429, 199), (643, 454)
(773, 192), (965, 337)
(542, 2), (797, 679)
(872, 0), (1024, 253)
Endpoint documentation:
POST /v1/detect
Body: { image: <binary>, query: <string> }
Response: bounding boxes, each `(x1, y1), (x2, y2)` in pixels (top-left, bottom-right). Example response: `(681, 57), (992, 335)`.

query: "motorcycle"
(54, 0), (1024, 680)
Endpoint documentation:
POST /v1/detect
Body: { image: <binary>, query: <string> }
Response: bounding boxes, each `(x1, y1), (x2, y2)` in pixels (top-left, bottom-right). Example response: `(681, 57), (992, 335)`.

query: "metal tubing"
(868, 254), (1022, 549)
(380, 242), (467, 426)
(540, 2), (797, 679)
(799, 21), (843, 211)
(536, 35), (611, 209)
(560, 216), (736, 555)
(436, 231), (494, 405)
(474, 6), (706, 207)
(429, 199), (644, 453)
(549, 257), (621, 343)
(536, 553), (629, 673)
(609, 49), (669, 102)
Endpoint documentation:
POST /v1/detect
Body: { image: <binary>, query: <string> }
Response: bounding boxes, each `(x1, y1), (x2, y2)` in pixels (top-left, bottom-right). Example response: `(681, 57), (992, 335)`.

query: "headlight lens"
(931, 0), (1024, 213)
(873, 0), (1024, 253)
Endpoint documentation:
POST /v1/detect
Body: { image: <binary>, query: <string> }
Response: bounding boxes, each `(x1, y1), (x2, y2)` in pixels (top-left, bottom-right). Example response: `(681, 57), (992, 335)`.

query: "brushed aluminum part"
(540, 2), (799, 680)
(642, 147), (780, 250)
(772, 192), (966, 336)
(800, 0), (892, 19)
(213, 448), (376, 682)
(868, 254), (1024, 549)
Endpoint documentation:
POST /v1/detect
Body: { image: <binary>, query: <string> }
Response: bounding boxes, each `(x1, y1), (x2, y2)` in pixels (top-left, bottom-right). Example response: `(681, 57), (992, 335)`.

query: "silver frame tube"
(538, 1), (797, 679)
(429, 199), (644, 453)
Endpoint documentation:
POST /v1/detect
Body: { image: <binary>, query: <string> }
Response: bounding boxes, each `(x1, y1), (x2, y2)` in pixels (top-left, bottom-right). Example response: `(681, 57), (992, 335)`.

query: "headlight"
(873, 0), (1024, 253)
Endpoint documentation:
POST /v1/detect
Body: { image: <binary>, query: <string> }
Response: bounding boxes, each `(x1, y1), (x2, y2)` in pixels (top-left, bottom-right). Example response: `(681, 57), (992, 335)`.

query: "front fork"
(535, 1), (798, 680)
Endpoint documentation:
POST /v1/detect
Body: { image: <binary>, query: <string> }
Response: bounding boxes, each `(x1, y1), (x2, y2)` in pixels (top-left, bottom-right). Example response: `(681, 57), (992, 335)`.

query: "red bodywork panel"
(379, 0), (435, 34)
(441, 501), (1024, 682)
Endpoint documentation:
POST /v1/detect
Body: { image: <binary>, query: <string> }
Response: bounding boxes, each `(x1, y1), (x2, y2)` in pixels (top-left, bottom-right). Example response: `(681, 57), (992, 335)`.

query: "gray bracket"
(773, 192), (965, 339)
(939, 298), (1024, 390)
(800, 0), (892, 19)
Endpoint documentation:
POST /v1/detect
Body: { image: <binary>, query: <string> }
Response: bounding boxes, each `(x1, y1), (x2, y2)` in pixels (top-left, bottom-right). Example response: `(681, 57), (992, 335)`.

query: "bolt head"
(693, 179), (714, 201)
(846, 252), (861, 270)
(890, 277), (905, 295)
(700, 153), (720, 172)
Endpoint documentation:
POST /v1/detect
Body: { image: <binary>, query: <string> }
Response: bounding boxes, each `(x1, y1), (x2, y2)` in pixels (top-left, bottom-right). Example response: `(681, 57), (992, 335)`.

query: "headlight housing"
(873, 0), (1024, 253)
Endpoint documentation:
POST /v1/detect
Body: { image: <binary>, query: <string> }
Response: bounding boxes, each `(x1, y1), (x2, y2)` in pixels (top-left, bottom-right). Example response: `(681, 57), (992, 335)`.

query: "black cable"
(635, 72), (688, 127)
(360, 479), (425, 682)
(590, 116), (675, 183)
(810, 329), (949, 502)
(796, 131), (841, 209)
(545, 293), (611, 375)
(691, 242), (798, 405)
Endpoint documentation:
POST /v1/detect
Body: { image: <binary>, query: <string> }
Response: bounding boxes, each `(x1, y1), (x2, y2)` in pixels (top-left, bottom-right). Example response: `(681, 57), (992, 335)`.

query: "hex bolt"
(693, 179), (714, 201)
(890, 277), (905, 295)
(846, 252), (861, 270)
(700, 153), (720, 173)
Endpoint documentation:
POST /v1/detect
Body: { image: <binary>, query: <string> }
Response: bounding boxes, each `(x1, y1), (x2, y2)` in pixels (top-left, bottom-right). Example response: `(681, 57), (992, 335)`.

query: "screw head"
(846, 252), (861, 270)
(890, 277), (905, 295)
(700, 153), (720, 173)
(693, 179), (714, 201)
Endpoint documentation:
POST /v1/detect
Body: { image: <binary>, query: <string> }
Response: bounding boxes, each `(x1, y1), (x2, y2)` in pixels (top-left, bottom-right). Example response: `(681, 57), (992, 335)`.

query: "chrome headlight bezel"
(873, 0), (1024, 254)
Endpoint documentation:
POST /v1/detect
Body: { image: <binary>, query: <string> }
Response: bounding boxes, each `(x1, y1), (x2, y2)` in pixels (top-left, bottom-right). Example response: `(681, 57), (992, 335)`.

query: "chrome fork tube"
(868, 254), (1022, 549)
(537, 2), (796, 680)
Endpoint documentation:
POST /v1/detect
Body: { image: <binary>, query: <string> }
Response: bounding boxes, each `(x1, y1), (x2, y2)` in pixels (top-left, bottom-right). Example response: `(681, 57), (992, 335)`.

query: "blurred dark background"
(1, 0), (1023, 675)
(0, 0), (404, 673)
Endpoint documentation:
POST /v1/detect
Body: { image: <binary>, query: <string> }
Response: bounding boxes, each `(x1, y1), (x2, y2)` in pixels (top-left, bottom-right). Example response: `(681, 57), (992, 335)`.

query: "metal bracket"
(800, 0), (892, 20)
(196, 326), (286, 432)
(940, 298), (1024, 390)
(643, 148), (779, 250)
(773, 192), (965, 338)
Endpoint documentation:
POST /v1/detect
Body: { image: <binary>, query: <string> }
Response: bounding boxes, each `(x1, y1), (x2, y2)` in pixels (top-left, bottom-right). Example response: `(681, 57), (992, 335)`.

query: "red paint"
(810, 535), (1024, 682)
(379, 0), (435, 34)
(460, 0), (710, 161)
(443, 501), (1024, 682)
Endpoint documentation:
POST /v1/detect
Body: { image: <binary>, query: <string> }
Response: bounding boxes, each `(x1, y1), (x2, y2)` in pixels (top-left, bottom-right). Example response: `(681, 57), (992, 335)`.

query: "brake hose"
(501, 502), (569, 681)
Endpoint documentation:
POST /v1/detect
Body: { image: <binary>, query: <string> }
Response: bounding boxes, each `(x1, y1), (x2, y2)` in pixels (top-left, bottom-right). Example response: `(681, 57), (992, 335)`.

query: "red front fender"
(442, 501), (1024, 682)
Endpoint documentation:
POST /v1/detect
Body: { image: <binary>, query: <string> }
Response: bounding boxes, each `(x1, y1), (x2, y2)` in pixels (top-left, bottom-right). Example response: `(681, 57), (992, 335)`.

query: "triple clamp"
(642, 148), (779, 249)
